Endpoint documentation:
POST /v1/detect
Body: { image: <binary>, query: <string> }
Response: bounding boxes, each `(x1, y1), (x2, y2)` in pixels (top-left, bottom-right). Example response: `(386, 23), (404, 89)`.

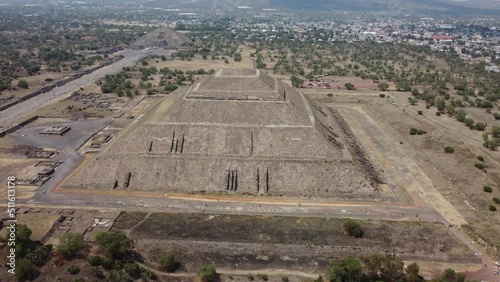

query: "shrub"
(344, 219), (363, 238)
(474, 163), (485, 170)
(71, 278), (84, 282)
(17, 79), (29, 89)
(159, 252), (179, 272)
(91, 266), (105, 279)
(477, 156), (484, 162)
(410, 128), (418, 135)
(417, 110), (423, 115)
(248, 273), (255, 281)
(493, 197), (500, 204)
(489, 205), (497, 211)
(417, 129), (427, 135)
(483, 186), (493, 193)
(198, 264), (217, 282)
(436, 112), (441, 116)
(143, 269), (158, 280)
(258, 274), (268, 281)
(444, 146), (454, 153)
(87, 255), (103, 266)
(124, 263), (142, 278)
(379, 93), (385, 98)
(281, 277), (289, 282)
(327, 93), (333, 97)
(68, 265), (80, 275)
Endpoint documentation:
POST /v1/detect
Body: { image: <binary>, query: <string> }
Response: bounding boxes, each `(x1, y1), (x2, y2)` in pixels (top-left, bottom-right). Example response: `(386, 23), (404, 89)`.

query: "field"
(307, 90), (500, 258)
(113, 212), (479, 276)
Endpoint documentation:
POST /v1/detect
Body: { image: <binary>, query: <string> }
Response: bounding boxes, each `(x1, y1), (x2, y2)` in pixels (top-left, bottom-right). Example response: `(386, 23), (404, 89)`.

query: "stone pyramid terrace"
(62, 69), (382, 199)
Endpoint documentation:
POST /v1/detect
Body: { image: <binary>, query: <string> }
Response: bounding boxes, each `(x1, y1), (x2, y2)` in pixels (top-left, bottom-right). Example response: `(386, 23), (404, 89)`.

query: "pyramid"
(129, 28), (188, 50)
(63, 69), (381, 199)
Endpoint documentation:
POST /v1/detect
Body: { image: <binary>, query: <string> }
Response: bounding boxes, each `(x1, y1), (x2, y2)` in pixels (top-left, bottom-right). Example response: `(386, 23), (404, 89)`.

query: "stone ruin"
(62, 69), (384, 200)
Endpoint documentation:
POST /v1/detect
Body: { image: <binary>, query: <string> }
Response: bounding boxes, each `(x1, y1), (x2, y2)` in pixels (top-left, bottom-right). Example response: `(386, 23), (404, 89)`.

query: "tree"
(378, 82), (389, 91)
(291, 75), (304, 88)
(57, 233), (84, 259)
(405, 263), (425, 282)
(198, 264), (217, 282)
(343, 219), (363, 238)
(95, 231), (132, 259)
(345, 83), (355, 90)
(159, 252), (179, 272)
(444, 146), (454, 153)
(165, 83), (178, 93)
(16, 224), (33, 258)
(26, 244), (52, 266)
(373, 255), (406, 282)
(15, 258), (40, 281)
(432, 268), (465, 282)
(17, 79), (29, 89)
(234, 52), (242, 62)
(326, 257), (363, 282)
(124, 263), (142, 278)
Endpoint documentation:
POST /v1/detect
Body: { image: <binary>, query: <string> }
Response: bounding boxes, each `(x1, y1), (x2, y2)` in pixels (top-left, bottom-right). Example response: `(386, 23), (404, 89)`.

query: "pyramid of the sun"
(63, 69), (380, 199)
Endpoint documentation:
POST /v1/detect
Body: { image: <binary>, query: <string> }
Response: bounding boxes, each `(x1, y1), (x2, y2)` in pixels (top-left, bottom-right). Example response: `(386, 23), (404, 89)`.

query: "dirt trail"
(333, 105), (466, 226)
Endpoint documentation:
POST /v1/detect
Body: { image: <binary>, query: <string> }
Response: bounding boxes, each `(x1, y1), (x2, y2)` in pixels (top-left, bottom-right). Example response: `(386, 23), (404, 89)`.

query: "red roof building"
(432, 35), (452, 41)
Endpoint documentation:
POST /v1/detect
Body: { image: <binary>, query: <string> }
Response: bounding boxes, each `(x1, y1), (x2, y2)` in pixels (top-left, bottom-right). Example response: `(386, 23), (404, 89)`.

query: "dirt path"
(332, 105), (467, 226)
(127, 212), (152, 237)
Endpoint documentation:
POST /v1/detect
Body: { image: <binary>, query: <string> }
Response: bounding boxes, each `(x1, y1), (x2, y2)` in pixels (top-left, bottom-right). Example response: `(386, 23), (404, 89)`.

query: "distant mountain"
(139, 0), (500, 14)
(266, 0), (500, 14)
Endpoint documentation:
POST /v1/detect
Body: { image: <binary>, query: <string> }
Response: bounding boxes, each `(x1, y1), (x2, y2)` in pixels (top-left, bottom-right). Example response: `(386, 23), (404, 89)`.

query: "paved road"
(0, 50), (148, 128)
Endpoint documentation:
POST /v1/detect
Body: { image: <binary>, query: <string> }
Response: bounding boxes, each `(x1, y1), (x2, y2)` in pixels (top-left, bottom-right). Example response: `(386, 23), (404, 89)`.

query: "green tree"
(15, 258), (40, 281)
(432, 268), (465, 282)
(291, 75), (304, 88)
(198, 264), (217, 282)
(16, 224), (33, 258)
(405, 263), (425, 282)
(326, 257), (363, 282)
(95, 231), (132, 259)
(378, 82), (389, 91)
(57, 233), (84, 259)
(345, 83), (355, 90)
(17, 79), (29, 89)
(159, 252), (179, 272)
(444, 146), (454, 153)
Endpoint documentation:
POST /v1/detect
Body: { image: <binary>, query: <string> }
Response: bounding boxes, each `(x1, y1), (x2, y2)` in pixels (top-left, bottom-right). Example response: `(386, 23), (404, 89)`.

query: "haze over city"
(0, 0), (499, 282)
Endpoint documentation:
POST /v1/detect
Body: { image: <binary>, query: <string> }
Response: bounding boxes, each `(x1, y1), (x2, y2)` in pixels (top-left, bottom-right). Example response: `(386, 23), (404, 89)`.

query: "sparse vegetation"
(410, 128), (427, 135)
(17, 79), (29, 89)
(159, 252), (179, 272)
(344, 219), (363, 238)
(444, 146), (454, 153)
(198, 264), (217, 282)
(67, 265), (80, 275)
(474, 163), (485, 170)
